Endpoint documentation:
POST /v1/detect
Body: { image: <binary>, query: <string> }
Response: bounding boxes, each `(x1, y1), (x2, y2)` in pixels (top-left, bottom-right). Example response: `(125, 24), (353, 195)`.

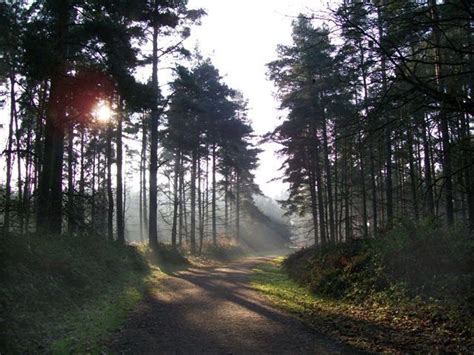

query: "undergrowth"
(201, 239), (246, 260)
(141, 243), (190, 266)
(252, 258), (473, 353)
(284, 220), (473, 304)
(252, 220), (473, 353)
(0, 233), (150, 353)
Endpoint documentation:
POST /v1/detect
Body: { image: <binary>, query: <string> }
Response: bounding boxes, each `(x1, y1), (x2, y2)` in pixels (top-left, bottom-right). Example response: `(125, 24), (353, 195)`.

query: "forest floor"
(107, 257), (358, 354)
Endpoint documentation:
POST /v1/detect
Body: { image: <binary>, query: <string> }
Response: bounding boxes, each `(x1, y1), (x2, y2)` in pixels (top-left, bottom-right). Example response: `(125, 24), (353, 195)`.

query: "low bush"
(142, 243), (190, 266)
(202, 239), (246, 260)
(283, 220), (473, 304)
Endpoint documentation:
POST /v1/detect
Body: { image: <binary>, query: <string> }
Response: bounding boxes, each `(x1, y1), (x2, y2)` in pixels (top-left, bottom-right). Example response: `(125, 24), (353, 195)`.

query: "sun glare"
(94, 101), (112, 123)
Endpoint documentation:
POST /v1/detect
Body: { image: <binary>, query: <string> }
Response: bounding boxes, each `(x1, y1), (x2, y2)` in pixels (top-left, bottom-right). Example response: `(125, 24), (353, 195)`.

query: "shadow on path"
(108, 257), (362, 354)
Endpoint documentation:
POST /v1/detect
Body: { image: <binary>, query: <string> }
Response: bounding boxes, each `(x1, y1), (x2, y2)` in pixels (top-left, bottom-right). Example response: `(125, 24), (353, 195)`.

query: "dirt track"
(108, 257), (358, 354)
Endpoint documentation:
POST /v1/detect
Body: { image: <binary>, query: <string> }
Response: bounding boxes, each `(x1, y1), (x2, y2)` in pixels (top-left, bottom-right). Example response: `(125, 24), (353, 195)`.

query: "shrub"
(283, 220), (473, 304)
(142, 243), (190, 266)
(202, 240), (246, 260)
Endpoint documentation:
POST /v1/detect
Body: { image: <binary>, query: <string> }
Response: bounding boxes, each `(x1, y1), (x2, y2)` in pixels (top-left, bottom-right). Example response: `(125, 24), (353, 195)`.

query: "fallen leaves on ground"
(251, 263), (473, 353)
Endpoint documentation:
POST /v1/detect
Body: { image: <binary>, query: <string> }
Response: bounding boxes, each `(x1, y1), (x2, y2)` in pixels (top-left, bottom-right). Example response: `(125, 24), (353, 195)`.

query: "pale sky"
(184, 0), (327, 198)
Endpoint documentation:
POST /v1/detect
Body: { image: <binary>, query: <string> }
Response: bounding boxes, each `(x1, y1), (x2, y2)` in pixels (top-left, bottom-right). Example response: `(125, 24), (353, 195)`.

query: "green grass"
(49, 273), (144, 354)
(251, 258), (473, 353)
(251, 258), (344, 322)
(0, 233), (154, 353)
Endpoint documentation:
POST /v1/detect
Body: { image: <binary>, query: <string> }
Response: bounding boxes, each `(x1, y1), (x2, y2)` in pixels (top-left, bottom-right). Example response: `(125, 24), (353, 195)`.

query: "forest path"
(108, 257), (356, 354)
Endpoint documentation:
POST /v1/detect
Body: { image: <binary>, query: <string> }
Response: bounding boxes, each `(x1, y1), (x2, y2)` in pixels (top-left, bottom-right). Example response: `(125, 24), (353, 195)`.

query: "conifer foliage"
(268, 1), (473, 244)
(0, 1), (262, 253)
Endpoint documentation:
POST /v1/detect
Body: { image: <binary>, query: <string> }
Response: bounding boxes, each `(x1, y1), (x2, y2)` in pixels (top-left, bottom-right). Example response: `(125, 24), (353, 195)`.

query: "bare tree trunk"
(12, 80), (24, 233)
(309, 167), (319, 245)
(320, 99), (335, 243)
(106, 123), (114, 241)
(37, 2), (69, 235)
(344, 146), (351, 241)
(359, 135), (369, 238)
(183, 171), (189, 245)
(334, 146), (339, 242)
(224, 173), (229, 236)
(23, 117), (33, 233)
(198, 155), (204, 254)
(190, 149), (197, 254)
(211, 143), (217, 245)
(149, 24), (159, 250)
(139, 137), (144, 243)
(91, 140), (97, 232)
(49, 108), (65, 235)
(142, 120), (148, 234)
(359, 42), (378, 236)
(204, 153), (209, 241)
(171, 150), (180, 248)
(429, 0), (454, 224)
(67, 125), (74, 235)
(116, 101), (125, 244)
(235, 171), (241, 241)
(376, 1), (393, 225)
(421, 114), (435, 217)
(407, 124), (419, 221)
(460, 113), (474, 231)
(4, 72), (15, 233)
(315, 156), (326, 245)
(78, 130), (85, 231)
(178, 160), (184, 245)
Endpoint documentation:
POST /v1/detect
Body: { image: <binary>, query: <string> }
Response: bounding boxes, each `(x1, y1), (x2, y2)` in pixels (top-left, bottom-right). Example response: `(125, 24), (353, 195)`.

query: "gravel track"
(108, 257), (358, 354)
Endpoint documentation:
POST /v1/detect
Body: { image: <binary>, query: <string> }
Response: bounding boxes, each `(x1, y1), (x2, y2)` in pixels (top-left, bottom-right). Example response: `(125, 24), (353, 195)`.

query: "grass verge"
(49, 273), (145, 354)
(251, 258), (472, 353)
(0, 233), (156, 353)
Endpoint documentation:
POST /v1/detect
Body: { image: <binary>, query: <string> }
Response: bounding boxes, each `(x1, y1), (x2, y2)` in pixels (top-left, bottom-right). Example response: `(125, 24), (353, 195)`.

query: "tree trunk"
(198, 155), (204, 254)
(421, 114), (435, 217)
(407, 123), (419, 221)
(23, 116), (33, 233)
(116, 101), (125, 244)
(4, 72), (15, 233)
(190, 149), (197, 254)
(312, 139), (326, 245)
(460, 113), (474, 231)
(309, 165), (319, 245)
(359, 135), (369, 238)
(149, 24), (159, 250)
(139, 136), (144, 243)
(320, 98), (335, 243)
(358, 41), (378, 236)
(67, 124), (74, 235)
(224, 172), (229, 236)
(78, 130), (85, 231)
(178, 159), (184, 245)
(106, 123), (114, 241)
(37, 1), (69, 235)
(171, 150), (180, 248)
(212, 143), (217, 245)
(142, 120), (148, 234)
(236, 171), (241, 241)
(429, 0), (454, 224)
(376, 1), (393, 225)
